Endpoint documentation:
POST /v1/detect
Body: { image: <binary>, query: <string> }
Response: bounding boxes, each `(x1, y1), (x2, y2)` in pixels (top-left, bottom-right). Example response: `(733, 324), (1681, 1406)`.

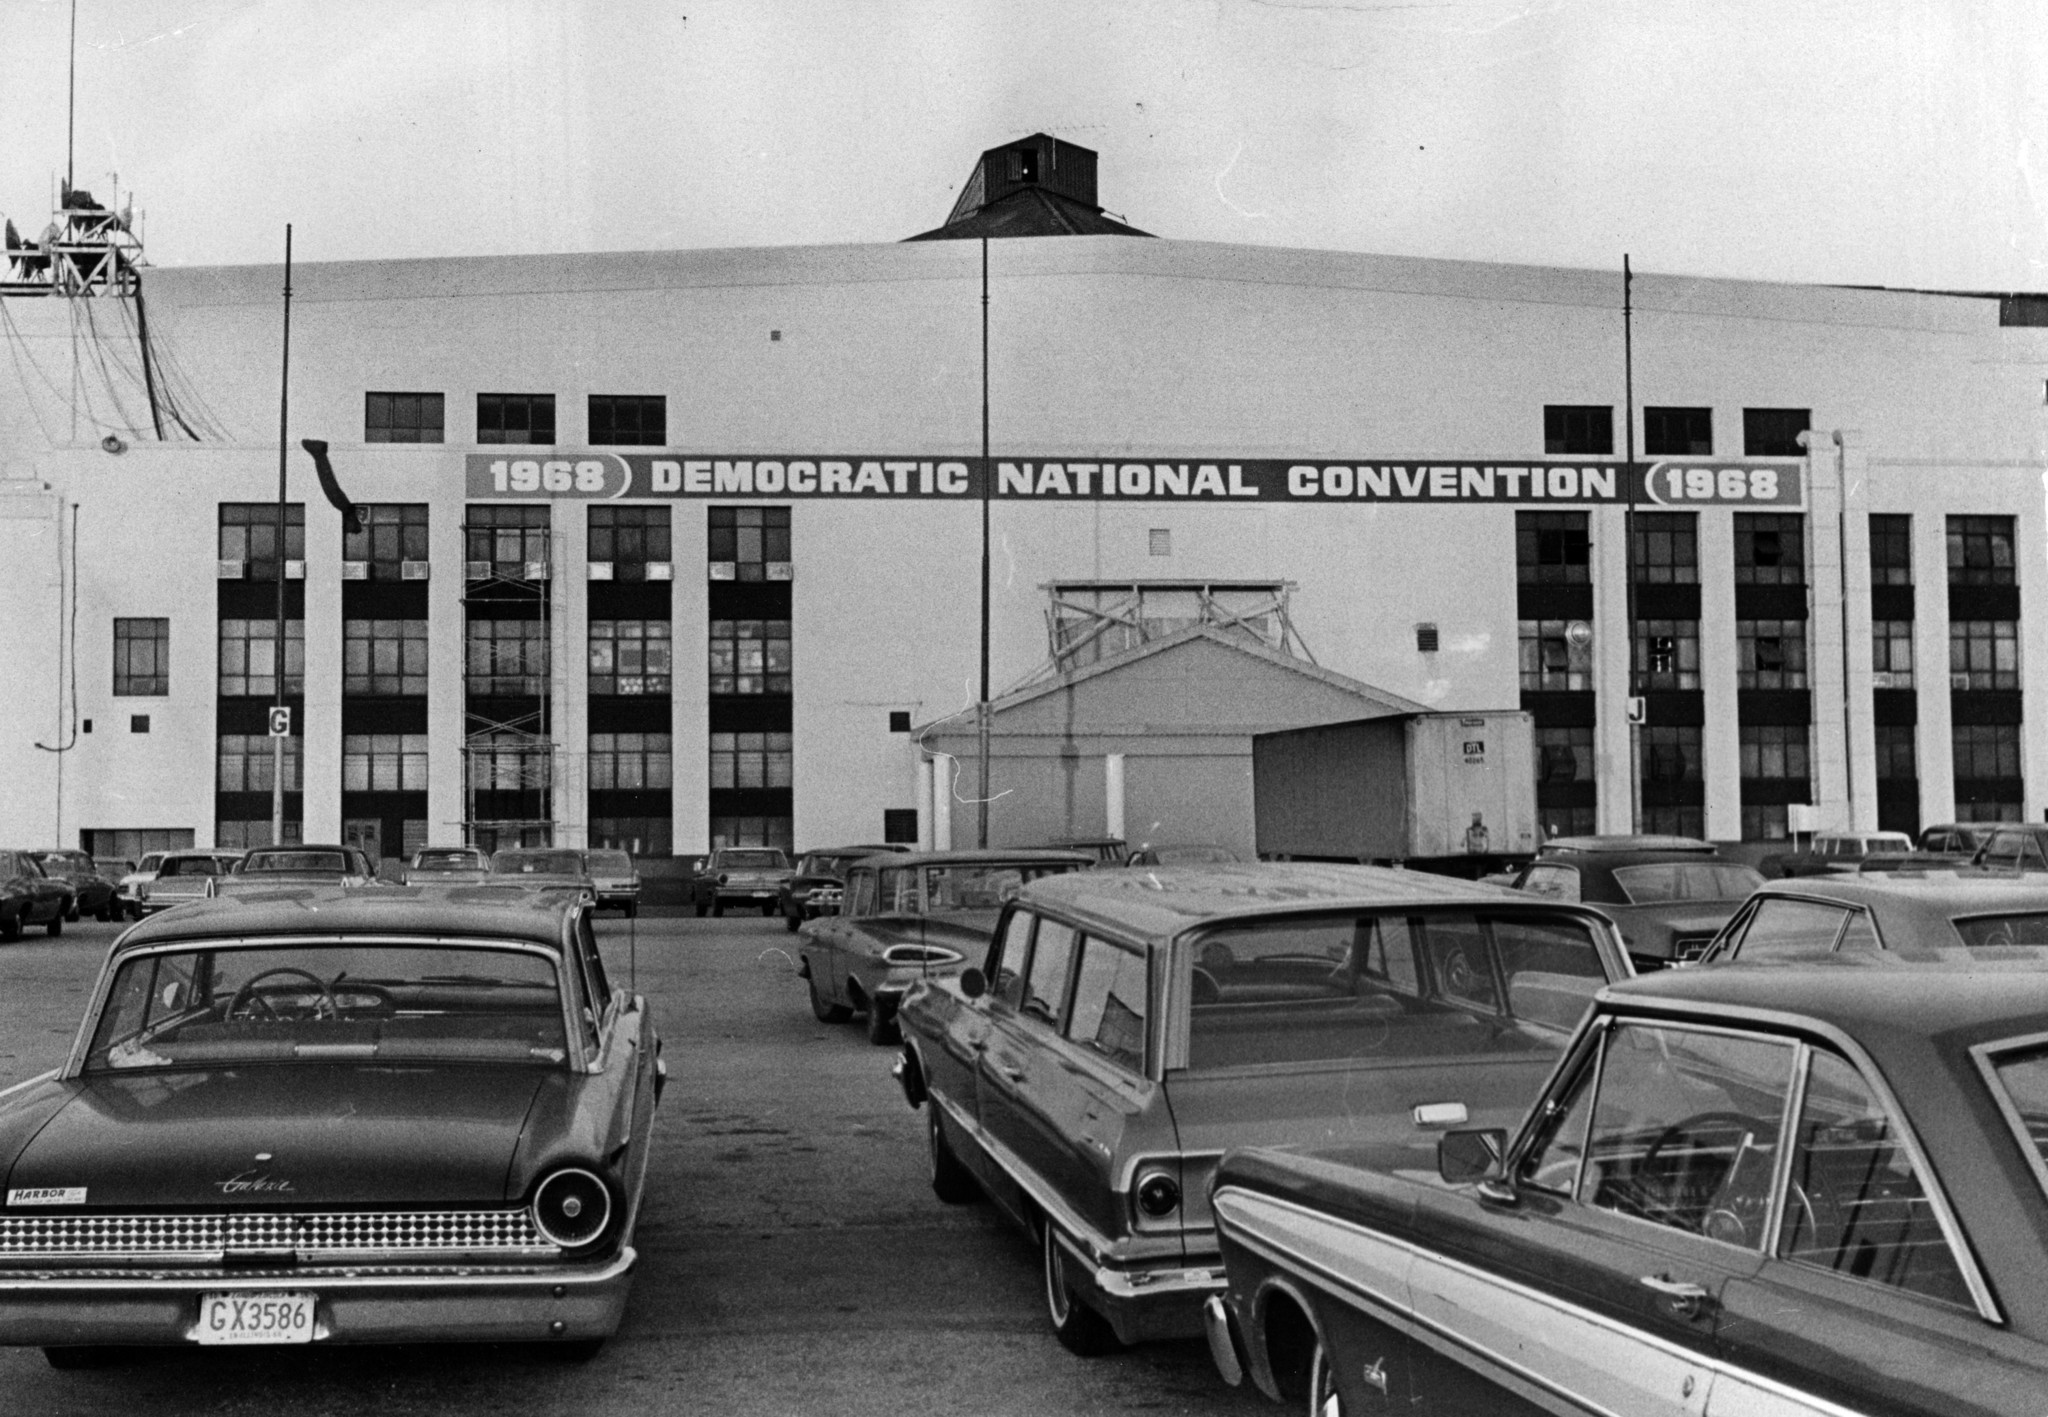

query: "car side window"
(1520, 863), (1581, 902)
(1022, 920), (1078, 1025)
(1357, 916), (1420, 997)
(1983, 830), (2034, 871)
(1064, 936), (1147, 1072)
(1781, 1050), (1973, 1306)
(878, 867), (920, 914)
(1579, 1023), (1796, 1247)
(991, 909), (1034, 1008)
(1417, 915), (1500, 1012)
(844, 870), (875, 918)
(1492, 917), (1607, 1033)
(1732, 898), (1852, 958)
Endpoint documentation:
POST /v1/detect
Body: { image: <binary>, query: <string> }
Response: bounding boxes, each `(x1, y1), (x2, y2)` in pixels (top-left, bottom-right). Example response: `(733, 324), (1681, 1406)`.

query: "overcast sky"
(3, 0), (2044, 290)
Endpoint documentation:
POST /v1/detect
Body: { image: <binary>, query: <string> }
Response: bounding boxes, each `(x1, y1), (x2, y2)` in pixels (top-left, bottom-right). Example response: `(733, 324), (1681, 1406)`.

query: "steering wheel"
(1638, 1110), (1770, 1239)
(228, 967), (337, 1022)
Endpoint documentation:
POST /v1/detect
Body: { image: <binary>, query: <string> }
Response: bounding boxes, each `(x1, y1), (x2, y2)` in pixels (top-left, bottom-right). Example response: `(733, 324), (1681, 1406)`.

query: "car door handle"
(999, 1065), (1027, 1083)
(1638, 1274), (1711, 1318)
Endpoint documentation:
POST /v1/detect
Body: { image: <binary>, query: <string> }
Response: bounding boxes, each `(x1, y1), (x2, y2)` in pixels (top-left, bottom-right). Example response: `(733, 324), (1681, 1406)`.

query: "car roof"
(845, 849), (1092, 869)
(1016, 862), (1531, 941)
(1539, 834), (1717, 854)
(1606, 962), (2048, 1041)
(802, 843), (907, 855)
(112, 885), (579, 952)
(1533, 849), (1746, 870)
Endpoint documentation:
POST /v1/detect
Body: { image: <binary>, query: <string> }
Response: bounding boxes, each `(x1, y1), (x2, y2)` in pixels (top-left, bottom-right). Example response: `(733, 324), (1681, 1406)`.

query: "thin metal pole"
(66, 0), (76, 192)
(1623, 255), (1640, 836)
(976, 236), (992, 849)
(272, 226), (293, 846)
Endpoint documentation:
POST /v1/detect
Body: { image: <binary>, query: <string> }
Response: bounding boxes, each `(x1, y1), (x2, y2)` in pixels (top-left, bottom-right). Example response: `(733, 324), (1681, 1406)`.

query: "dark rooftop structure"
(907, 134), (1153, 242)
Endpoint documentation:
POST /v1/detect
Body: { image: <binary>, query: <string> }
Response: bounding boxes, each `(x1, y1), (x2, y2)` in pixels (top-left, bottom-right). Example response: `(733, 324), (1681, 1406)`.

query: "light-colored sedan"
(136, 850), (245, 915)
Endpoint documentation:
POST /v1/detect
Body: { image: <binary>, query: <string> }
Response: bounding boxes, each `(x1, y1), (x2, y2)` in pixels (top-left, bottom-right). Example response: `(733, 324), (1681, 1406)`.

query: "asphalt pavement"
(0, 912), (1267, 1416)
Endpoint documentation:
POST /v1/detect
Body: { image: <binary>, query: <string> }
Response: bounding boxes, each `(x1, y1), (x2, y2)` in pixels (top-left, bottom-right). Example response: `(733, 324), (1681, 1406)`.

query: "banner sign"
(464, 454), (1804, 509)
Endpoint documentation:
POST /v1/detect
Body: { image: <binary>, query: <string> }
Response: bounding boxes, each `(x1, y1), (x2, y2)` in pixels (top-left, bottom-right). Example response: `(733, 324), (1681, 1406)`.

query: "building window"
(344, 504), (429, 577)
(1737, 619), (1809, 690)
(130, 715), (150, 733)
(364, 392), (445, 444)
(1518, 619), (1592, 691)
(710, 732), (793, 789)
(589, 506), (672, 579)
(1516, 512), (1590, 584)
(708, 505), (792, 580)
(466, 620), (549, 696)
(1633, 618), (1700, 691)
(219, 503), (305, 579)
(1536, 727), (1594, 783)
(218, 734), (302, 792)
(344, 619), (429, 696)
(1643, 805), (1705, 838)
(590, 733), (673, 790)
(1870, 514), (1912, 586)
(1644, 407), (1712, 456)
(1641, 726), (1702, 784)
(1543, 405), (1612, 455)
(1871, 620), (1914, 688)
(476, 393), (556, 445)
(217, 820), (303, 849)
(465, 733), (552, 792)
(465, 504), (551, 570)
(1950, 619), (2020, 690)
(888, 711), (912, 733)
(588, 395), (666, 446)
(1740, 804), (1791, 841)
(1948, 515), (2016, 586)
(1734, 514), (1806, 585)
(1148, 528), (1172, 557)
(1740, 724), (1811, 782)
(1875, 724), (1917, 781)
(1630, 512), (1698, 584)
(590, 620), (672, 696)
(1743, 408), (1810, 457)
(1953, 723), (2022, 782)
(113, 618), (169, 696)
(218, 619), (304, 697)
(882, 808), (919, 844)
(342, 734), (429, 791)
(709, 619), (792, 695)
(710, 815), (795, 852)
(592, 816), (673, 856)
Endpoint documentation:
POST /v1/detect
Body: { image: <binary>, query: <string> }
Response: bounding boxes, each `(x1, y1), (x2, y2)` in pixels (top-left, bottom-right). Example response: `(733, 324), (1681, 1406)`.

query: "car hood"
(6, 1068), (549, 1207)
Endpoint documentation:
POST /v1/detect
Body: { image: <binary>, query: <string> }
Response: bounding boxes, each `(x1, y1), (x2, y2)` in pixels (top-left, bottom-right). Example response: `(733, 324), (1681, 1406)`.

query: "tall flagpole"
(976, 235), (992, 849)
(1623, 254), (1640, 835)
(272, 226), (293, 845)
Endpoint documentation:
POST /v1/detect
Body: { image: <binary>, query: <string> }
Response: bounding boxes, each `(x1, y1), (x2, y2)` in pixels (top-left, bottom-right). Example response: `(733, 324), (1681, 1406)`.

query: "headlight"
(531, 1167), (613, 1249)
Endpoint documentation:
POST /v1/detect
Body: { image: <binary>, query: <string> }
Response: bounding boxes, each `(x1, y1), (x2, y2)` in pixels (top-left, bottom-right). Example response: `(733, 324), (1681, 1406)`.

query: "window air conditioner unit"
(285, 560), (306, 580)
(341, 562), (369, 580)
(400, 561), (431, 580)
(588, 561), (614, 581)
(465, 560), (492, 580)
(524, 561), (550, 581)
(217, 560), (244, 579)
(647, 562), (673, 581)
(767, 561), (794, 582)
(709, 561), (737, 581)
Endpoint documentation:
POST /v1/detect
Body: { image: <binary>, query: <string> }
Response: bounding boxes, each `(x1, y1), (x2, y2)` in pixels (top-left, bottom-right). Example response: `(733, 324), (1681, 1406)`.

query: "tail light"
(531, 1167), (614, 1250)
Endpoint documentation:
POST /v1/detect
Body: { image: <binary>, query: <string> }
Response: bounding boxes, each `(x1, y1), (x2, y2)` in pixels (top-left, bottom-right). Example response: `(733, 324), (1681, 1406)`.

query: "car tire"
(95, 902), (113, 923)
(712, 898), (724, 918)
(625, 903), (637, 920)
(927, 1106), (979, 1204)
(809, 971), (852, 1023)
(865, 1002), (899, 1046)
(46, 914), (62, 937)
(784, 909), (800, 933)
(0, 913), (18, 943)
(1043, 1221), (1119, 1356)
(694, 896), (707, 918)
(760, 901), (776, 918)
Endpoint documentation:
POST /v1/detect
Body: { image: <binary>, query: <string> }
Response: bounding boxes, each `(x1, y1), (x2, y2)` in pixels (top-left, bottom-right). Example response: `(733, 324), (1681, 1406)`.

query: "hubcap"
(1044, 1228), (1071, 1325)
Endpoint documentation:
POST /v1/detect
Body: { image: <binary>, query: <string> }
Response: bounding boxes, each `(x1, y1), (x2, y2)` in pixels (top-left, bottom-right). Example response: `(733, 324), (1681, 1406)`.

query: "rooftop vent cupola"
(906, 135), (1152, 242)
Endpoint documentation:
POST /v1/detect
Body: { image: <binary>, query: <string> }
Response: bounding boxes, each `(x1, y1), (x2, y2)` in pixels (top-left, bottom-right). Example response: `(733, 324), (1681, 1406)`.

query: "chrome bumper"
(1048, 1227), (1225, 1343)
(0, 1247), (636, 1348)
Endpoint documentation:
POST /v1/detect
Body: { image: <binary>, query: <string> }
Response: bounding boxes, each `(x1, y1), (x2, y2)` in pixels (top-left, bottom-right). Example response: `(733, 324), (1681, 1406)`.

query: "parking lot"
(0, 911), (1263, 1416)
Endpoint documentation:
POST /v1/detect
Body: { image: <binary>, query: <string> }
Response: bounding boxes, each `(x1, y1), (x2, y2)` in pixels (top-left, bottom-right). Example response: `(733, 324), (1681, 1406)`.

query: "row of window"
(1543, 405), (1809, 457)
(1518, 617), (2018, 694)
(1518, 512), (2017, 588)
(365, 392), (669, 447)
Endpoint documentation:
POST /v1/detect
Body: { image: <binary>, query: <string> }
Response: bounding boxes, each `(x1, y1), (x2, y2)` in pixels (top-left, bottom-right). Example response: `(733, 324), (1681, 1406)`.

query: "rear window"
(158, 857), (224, 878)
(588, 852), (633, 872)
(493, 851), (584, 875)
(1953, 914), (2048, 949)
(1612, 863), (1763, 903)
(413, 850), (482, 870)
(1186, 909), (1608, 1070)
(1729, 898), (1856, 957)
(721, 850), (787, 869)
(246, 851), (350, 873)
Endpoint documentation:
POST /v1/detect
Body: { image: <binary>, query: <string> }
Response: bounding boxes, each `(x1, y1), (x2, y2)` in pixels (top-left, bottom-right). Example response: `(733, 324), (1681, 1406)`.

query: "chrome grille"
(0, 1209), (552, 1260)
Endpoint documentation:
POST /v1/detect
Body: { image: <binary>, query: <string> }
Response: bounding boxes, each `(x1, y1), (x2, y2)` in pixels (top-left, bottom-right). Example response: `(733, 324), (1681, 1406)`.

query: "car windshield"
(918, 862), (1077, 912)
(1611, 864), (1764, 903)
(86, 943), (567, 1072)
(492, 851), (584, 875)
(158, 857), (225, 878)
(1186, 909), (1608, 1070)
(412, 850), (483, 871)
(245, 851), (351, 874)
(34, 852), (90, 872)
(588, 852), (633, 873)
(1952, 914), (2048, 949)
(721, 850), (786, 869)
(804, 853), (868, 876)
(1145, 845), (1240, 865)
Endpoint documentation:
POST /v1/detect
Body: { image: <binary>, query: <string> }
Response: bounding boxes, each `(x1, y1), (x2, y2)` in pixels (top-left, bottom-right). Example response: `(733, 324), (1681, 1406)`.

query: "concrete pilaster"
(1593, 504), (1634, 834)
(1915, 514), (1956, 824)
(1699, 507), (1742, 839)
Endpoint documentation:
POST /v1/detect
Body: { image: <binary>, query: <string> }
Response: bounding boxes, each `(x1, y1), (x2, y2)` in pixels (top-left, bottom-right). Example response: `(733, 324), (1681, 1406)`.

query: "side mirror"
(958, 967), (987, 999)
(1438, 1128), (1507, 1184)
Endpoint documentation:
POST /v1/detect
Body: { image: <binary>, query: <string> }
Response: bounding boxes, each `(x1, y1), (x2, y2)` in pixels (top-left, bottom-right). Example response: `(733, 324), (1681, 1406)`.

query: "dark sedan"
(1510, 845), (1761, 968)
(1208, 967), (2048, 1416)
(777, 843), (907, 931)
(0, 888), (661, 1365)
(213, 845), (380, 897)
(1699, 872), (2048, 964)
(28, 851), (118, 922)
(0, 851), (69, 940)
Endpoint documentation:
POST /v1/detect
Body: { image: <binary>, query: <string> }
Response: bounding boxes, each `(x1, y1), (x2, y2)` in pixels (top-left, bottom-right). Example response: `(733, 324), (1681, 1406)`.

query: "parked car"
(487, 848), (597, 906)
(0, 886), (661, 1365)
(892, 862), (1633, 1353)
(213, 844), (381, 897)
(1968, 822), (2048, 875)
(1207, 965), (2048, 1417)
(402, 845), (491, 885)
(692, 847), (793, 917)
(27, 850), (118, 923)
(0, 851), (70, 940)
(585, 850), (642, 917)
(1537, 833), (1717, 856)
(1037, 836), (1129, 867)
(1697, 872), (2048, 964)
(1509, 844), (1762, 969)
(778, 843), (908, 931)
(1760, 829), (1915, 879)
(135, 849), (244, 916)
(800, 850), (1090, 1043)
(113, 852), (168, 920)
(1124, 843), (1242, 866)
(1857, 822), (2011, 875)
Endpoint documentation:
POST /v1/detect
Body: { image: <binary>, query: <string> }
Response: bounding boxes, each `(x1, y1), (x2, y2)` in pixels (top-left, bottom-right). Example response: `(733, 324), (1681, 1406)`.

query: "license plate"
(196, 1291), (317, 1345)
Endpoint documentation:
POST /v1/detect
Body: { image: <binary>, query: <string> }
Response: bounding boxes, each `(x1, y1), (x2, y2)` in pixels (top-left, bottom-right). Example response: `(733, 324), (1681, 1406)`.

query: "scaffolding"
(1017, 580), (1314, 689)
(459, 524), (575, 852)
(2, 187), (143, 298)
